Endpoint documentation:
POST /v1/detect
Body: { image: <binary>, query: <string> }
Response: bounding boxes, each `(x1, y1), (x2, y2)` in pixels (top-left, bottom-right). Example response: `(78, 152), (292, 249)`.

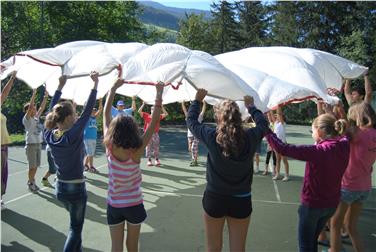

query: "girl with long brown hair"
(187, 89), (269, 252)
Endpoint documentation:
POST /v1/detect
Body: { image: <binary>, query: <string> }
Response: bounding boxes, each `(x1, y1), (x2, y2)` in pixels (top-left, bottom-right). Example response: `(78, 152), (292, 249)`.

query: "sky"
(150, 0), (216, 11)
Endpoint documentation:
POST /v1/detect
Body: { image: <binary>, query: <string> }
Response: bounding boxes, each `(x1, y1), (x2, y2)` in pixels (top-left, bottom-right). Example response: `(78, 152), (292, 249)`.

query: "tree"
(177, 13), (213, 53)
(210, 1), (240, 54)
(269, 1), (301, 47)
(235, 1), (268, 47)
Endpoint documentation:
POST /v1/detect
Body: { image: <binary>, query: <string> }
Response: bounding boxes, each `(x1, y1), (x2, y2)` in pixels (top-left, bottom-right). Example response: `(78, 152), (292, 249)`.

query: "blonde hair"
(215, 100), (246, 158)
(312, 114), (347, 137)
(347, 102), (376, 129)
(44, 101), (74, 130)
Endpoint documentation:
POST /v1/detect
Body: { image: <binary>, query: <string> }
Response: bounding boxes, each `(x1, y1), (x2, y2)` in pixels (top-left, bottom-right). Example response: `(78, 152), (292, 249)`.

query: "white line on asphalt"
(4, 163), (108, 205)
(273, 180), (282, 202)
(8, 164), (49, 176)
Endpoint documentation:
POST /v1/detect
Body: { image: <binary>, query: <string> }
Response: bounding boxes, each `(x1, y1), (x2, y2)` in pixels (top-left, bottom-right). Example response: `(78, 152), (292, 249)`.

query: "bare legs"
(109, 222), (141, 252)
(204, 212), (251, 252)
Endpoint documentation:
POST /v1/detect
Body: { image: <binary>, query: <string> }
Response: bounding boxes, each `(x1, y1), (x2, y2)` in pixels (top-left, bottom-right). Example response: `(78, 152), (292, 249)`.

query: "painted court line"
(273, 180), (282, 202)
(8, 158), (28, 165)
(8, 164), (49, 176)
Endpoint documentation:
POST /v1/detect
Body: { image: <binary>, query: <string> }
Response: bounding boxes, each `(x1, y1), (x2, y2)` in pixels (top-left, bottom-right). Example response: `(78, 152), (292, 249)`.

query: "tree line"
(1, 1), (375, 134)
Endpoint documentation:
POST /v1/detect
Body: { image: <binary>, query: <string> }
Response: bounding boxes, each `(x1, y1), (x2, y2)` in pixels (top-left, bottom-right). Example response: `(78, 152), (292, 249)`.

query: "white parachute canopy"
(215, 46), (367, 109)
(44, 42), (149, 105)
(0, 41), (113, 104)
(1, 42), (367, 110)
(117, 43), (264, 110)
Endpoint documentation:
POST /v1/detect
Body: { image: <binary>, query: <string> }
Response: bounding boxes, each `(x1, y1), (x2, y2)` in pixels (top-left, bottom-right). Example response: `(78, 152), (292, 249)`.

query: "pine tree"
(210, 1), (240, 54)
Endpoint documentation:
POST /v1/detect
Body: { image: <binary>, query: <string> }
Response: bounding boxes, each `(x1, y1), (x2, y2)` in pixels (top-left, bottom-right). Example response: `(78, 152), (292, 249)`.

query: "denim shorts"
(202, 190), (252, 218)
(341, 189), (370, 204)
(107, 203), (147, 226)
(84, 139), (96, 156)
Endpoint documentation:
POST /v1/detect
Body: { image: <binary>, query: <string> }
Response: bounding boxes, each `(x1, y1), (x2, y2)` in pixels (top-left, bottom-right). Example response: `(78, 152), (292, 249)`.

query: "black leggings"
(266, 150), (276, 166)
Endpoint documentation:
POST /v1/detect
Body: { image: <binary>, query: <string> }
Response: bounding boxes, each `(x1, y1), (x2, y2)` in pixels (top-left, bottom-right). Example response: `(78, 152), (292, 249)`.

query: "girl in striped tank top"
(103, 78), (164, 252)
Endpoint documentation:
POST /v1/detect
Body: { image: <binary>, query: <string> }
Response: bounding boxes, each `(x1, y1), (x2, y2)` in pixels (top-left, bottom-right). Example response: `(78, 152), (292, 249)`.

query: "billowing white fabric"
(118, 43), (264, 110)
(1, 43), (366, 110)
(215, 47), (366, 109)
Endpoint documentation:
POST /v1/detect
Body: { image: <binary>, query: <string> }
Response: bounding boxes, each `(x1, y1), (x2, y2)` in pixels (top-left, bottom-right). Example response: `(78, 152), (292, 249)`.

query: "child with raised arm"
(83, 98), (103, 173)
(330, 102), (376, 252)
(103, 79), (164, 252)
(138, 102), (168, 166)
(181, 100), (206, 166)
(344, 68), (372, 105)
(1, 71), (17, 209)
(23, 88), (49, 191)
(187, 89), (269, 252)
(44, 72), (98, 252)
(265, 114), (349, 252)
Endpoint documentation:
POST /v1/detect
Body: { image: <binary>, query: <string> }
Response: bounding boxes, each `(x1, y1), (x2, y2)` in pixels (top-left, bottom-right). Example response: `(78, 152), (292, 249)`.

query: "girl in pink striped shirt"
(103, 78), (164, 252)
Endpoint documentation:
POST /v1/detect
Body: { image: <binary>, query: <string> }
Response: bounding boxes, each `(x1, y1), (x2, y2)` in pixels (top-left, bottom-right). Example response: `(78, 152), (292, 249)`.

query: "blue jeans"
(56, 181), (87, 252)
(298, 204), (336, 252)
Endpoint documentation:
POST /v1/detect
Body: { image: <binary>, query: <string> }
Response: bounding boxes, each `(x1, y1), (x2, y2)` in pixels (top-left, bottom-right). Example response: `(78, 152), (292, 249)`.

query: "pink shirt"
(342, 128), (376, 191)
(141, 112), (165, 133)
(106, 148), (143, 208)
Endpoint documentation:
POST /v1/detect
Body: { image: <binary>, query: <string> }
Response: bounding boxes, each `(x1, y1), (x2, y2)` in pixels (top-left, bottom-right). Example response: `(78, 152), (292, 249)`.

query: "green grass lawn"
(9, 134), (25, 146)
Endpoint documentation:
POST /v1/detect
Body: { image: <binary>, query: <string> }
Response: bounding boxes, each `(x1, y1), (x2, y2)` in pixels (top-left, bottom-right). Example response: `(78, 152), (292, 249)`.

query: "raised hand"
(195, 88), (207, 102)
(244, 95), (254, 107)
(90, 71), (99, 83)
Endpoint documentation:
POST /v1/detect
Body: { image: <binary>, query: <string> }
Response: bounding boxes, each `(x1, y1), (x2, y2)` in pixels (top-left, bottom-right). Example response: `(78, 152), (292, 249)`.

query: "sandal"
(84, 164), (90, 172)
(89, 166), (99, 174)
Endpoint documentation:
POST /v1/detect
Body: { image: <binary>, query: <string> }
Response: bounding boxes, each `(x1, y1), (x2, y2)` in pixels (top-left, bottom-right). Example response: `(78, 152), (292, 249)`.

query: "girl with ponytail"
(187, 89), (269, 251)
(265, 113), (350, 252)
(43, 72), (98, 252)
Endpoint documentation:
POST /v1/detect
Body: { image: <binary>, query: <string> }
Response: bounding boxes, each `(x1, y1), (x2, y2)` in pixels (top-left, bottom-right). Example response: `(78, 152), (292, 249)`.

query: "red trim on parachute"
(15, 53), (62, 67)
(270, 95), (321, 110)
(123, 80), (183, 90)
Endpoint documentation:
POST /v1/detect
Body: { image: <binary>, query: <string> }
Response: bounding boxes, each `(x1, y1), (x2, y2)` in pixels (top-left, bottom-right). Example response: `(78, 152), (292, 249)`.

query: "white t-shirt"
(187, 114), (204, 137)
(274, 121), (286, 143)
(22, 115), (43, 144)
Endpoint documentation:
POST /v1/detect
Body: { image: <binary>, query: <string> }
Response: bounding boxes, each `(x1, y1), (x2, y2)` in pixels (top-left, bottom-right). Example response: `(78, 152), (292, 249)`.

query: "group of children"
(1, 68), (375, 252)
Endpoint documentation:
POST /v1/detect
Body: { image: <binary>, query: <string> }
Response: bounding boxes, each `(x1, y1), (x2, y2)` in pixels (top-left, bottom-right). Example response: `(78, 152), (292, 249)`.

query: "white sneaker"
(27, 182), (39, 192)
(282, 176), (290, 182)
(272, 175), (281, 180)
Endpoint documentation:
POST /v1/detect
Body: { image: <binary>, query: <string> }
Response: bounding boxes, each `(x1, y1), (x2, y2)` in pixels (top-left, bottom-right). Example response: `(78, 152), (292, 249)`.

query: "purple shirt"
(266, 131), (350, 208)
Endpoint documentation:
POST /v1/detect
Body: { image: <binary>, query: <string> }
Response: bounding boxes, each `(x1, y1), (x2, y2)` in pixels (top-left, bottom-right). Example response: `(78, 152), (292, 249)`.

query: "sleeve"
(49, 90), (62, 111)
(22, 115), (30, 128)
(124, 108), (133, 116)
(187, 100), (214, 146)
(111, 106), (117, 118)
(246, 106), (269, 142)
(265, 131), (321, 162)
(66, 89), (97, 140)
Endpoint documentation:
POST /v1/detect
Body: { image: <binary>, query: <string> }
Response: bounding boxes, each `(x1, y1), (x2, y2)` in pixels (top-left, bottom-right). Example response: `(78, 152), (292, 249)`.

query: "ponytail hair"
(313, 114), (347, 138)
(215, 100), (246, 158)
(44, 101), (74, 130)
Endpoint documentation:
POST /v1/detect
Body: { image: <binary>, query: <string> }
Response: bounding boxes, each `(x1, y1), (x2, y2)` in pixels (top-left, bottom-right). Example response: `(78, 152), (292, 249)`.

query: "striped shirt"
(106, 149), (143, 208)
